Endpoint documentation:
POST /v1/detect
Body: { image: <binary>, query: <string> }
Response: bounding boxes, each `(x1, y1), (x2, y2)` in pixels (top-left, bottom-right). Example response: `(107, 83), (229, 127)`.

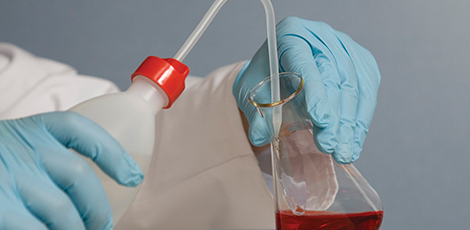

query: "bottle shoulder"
(69, 91), (156, 156)
(70, 91), (157, 115)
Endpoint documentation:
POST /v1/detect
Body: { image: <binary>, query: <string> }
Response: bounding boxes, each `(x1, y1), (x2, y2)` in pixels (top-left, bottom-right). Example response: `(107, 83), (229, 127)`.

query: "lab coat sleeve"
(116, 62), (275, 230)
(0, 43), (120, 120)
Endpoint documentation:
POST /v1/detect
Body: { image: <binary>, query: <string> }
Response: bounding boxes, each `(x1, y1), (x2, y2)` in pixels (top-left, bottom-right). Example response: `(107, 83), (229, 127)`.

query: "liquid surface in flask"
(275, 210), (383, 230)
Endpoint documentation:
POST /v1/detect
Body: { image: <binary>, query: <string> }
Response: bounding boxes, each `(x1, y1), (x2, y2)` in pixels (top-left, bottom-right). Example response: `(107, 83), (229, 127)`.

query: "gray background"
(1, 0), (469, 229)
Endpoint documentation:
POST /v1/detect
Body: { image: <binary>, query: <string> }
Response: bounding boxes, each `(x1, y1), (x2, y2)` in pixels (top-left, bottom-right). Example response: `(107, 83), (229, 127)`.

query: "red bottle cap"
(131, 56), (189, 109)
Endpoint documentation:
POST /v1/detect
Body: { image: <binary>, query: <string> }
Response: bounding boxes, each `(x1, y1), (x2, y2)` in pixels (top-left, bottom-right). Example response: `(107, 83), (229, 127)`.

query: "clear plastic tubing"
(174, 0), (282, 136)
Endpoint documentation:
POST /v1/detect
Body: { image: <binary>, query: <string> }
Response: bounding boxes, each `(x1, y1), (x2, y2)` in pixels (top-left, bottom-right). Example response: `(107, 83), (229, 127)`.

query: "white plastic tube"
(259, 0), (282, 136)
(174, 0), (281, 136)
(174, 0), (227, 62)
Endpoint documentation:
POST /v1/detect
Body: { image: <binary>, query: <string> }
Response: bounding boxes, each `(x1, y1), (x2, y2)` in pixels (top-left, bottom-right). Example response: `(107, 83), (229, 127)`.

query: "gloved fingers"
(1, 209), (48, 230)
(247, 110), (271, 147)
(353, 87), (379, 161)
(277, 35), (341, 154)
(40, 147), (113, 230)
(15, 174), (85, 230)
(235, 42), (273, 146)
(352, 105), (373, 161)
(332, 48), (359, 164)
(34, 111), (143, 187)
(332, 92), (359, 164)
(298, 22), (359, 163)
(277, 35), (331, 128)
(0, 161), (47, 230)
(335, 34), (381, 161)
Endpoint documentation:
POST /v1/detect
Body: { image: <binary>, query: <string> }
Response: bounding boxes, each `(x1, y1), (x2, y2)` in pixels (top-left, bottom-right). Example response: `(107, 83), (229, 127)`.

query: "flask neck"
(126, 75), (169, 114)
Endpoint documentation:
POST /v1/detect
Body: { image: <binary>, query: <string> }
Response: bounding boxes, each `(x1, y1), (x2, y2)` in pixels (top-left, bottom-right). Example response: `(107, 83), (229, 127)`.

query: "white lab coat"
(0, 43), (275, 229)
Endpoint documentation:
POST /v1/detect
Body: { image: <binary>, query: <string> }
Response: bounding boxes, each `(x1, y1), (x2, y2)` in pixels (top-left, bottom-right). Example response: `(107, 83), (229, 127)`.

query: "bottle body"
(69, 76), (166, 224)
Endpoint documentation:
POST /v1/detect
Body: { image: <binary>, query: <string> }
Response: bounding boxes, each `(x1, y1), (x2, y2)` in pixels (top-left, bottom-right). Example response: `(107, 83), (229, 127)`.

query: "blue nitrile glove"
(0, 111), (143, 230)
(233, 17), (381, 164)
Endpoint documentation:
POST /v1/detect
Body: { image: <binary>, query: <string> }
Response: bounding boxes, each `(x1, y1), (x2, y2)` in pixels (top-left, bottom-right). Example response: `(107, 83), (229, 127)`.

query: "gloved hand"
(0, 111), (143, 230)
(233, 17), (381, 164)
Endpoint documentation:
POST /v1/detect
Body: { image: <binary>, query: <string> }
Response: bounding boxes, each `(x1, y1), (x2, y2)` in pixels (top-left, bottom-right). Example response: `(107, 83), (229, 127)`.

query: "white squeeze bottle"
(69, 56), (189, 224)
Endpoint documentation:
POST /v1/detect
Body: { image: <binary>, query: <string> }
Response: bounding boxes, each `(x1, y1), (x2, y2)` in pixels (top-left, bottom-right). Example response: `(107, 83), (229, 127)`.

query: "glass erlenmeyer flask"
(248, 72), (383, 230)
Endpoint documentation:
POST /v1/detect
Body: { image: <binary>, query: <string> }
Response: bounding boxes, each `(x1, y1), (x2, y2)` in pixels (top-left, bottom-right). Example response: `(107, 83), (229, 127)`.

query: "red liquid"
(276, 210), (383, 230)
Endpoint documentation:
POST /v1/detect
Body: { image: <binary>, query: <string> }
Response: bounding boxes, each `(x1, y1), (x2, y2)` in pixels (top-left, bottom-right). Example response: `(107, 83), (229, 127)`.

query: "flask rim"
(248, 72), (304, 108)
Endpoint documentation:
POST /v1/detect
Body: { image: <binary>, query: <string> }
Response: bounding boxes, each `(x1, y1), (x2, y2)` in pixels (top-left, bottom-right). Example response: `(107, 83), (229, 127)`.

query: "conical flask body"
(249, 72), (383, 230)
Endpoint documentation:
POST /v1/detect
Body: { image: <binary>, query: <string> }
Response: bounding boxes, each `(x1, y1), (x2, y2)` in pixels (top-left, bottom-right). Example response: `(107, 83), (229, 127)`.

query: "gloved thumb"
(247, 112), (271, 147)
